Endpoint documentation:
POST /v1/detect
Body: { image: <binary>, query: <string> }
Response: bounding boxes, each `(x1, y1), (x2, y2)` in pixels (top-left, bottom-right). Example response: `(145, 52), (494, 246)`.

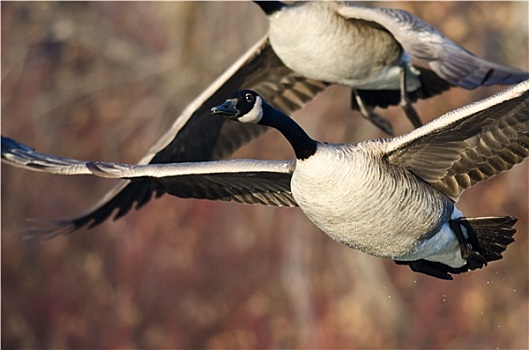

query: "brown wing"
(87, 160), (297, 207)
(386, 81), (529, 201)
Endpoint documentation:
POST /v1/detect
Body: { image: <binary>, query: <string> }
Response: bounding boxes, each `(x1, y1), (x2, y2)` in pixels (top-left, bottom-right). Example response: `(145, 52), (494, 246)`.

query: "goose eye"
(245, 93), (254, 103)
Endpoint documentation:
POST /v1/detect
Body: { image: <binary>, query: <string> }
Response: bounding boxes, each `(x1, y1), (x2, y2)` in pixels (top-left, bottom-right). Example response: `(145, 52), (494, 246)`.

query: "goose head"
(211, 90), (318, 160)
(211, 90), (265, 124)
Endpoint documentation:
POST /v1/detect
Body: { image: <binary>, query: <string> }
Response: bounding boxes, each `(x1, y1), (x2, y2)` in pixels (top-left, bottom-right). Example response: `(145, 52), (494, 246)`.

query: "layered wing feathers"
(2, 135), (298, 239)
(87, 160), (297, 207)
(386, 80), (529, 200)
(337, 4), (529, 89)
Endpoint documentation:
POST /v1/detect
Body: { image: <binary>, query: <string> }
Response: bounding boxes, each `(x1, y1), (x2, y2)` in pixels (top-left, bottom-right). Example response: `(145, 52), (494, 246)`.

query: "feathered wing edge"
(386, 80), (529, 200)
(2, 136), (92, 175)
(338, 4), (529, 89)
(86, 159), (297, 207)
(3, 133), (298, 239)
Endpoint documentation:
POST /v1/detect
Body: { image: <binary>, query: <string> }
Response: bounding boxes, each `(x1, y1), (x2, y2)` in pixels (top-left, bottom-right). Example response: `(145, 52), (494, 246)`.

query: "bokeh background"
(2, 1), (528, 348)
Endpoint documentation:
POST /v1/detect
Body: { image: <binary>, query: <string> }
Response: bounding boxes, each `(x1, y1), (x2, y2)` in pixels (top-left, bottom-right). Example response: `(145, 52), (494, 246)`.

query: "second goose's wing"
(337, 4), (529, 88)
(87, 160), (297, 207)
(141, 36), (327, 166)
(385, 80), (529, 201)
(22, 36), (326, 236)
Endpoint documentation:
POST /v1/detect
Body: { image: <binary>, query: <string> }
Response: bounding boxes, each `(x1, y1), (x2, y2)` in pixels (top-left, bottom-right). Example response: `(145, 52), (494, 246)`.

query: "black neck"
(254, 1), (285, 15)
(260, 103), (317, 160)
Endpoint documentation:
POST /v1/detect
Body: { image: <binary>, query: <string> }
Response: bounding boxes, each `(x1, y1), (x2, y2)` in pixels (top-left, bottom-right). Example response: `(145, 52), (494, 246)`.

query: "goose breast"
(290, 142), (453, 258)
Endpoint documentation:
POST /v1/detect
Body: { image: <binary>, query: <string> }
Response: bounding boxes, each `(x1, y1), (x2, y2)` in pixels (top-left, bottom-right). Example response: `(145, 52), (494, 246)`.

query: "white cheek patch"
(238, 96), (263, 123)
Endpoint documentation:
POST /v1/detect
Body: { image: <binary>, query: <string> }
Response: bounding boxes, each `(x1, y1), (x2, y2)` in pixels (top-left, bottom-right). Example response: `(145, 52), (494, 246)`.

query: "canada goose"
(255, 1), (529, 132)
(4, 2), (528, 239)
(4, 80), (528, 279)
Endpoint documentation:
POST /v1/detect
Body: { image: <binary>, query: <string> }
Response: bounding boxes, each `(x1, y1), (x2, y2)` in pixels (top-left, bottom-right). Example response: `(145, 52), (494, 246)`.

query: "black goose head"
(212, 90), (318, 161)
(211, 90), (264, 124)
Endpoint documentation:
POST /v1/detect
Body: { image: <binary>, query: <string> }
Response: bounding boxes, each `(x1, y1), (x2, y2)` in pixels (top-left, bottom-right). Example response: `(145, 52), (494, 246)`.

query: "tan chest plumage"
(291, 142), (452, 258)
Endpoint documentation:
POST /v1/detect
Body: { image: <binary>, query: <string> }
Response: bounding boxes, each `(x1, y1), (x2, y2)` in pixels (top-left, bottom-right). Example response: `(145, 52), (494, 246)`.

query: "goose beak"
(211, 99), (239, 118)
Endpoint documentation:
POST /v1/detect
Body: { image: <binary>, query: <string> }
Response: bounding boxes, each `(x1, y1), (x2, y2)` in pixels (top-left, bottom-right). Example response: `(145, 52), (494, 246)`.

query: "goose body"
(258, 0), (529, 130)
(3, 2), (528, 238)
(4, 80), (528, 279)
(265, 1), (412, 90)
(260, 1), (529, 91)
(290, 142), (455, 261)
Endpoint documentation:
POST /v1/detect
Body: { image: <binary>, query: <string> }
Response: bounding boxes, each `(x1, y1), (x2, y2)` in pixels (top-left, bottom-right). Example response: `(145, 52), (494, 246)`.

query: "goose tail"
(395, 216), (516, 280)
(460, 216), (517, 263)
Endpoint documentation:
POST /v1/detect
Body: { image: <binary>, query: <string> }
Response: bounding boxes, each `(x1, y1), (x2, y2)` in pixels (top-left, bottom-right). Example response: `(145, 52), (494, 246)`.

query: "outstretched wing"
(2, 136), (297, 239)
(385, 80), (529, 201)
(88, 159), (296, 207)
(337, 3), (529, 88)
(18, 36), (326, 236)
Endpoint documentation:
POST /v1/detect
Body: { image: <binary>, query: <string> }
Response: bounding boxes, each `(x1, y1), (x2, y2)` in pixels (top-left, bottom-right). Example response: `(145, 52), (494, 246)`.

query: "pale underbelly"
(291, 163), (452, 259)
(269, 31), (420, 90)
(297, 199), (447, 259)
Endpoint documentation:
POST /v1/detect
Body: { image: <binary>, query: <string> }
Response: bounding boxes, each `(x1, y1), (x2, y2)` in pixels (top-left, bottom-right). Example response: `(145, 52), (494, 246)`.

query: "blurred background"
(2, 1), (528, 348)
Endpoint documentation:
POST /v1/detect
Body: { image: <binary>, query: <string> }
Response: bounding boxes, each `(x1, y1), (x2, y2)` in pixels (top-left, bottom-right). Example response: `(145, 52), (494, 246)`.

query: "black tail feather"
(460, 216), (517, 262)
(396, 216), (517, 280)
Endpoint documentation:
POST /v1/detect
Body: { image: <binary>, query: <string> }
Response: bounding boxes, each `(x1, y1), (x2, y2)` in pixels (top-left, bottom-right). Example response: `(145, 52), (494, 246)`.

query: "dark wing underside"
(133, 172), (296, 207)
(86, 160), (297, 207)
(2, 133), (299, 238)
(352, 67), (453, 109)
